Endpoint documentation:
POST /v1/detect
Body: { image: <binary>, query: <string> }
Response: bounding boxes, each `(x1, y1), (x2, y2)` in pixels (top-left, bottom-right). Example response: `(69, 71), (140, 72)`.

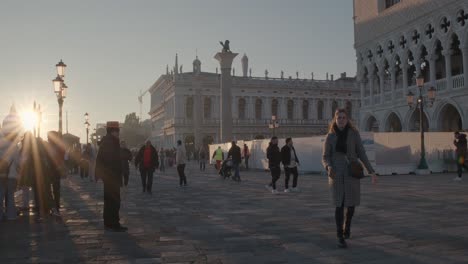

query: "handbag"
(350, 160), (365, 179)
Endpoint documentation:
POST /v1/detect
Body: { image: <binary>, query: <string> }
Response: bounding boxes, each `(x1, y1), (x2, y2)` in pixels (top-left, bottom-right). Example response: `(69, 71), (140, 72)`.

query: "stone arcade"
(354, 0), (468, 132)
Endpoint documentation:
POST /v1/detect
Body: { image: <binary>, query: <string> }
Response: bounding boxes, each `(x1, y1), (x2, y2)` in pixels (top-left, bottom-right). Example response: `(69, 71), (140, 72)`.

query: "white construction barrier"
(209, 132), (458, 175)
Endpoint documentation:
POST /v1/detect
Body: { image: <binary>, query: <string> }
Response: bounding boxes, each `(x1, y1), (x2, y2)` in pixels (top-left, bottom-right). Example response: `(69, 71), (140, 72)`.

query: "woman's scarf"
(335, 123), (349, 154)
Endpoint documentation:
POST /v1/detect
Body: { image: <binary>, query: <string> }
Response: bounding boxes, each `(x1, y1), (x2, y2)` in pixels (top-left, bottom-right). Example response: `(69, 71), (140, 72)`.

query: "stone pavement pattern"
(1, 162), (468, 264)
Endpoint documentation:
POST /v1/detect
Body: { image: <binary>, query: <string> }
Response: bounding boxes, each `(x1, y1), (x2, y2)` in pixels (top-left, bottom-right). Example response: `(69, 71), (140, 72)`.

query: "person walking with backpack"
(176, 140), (187, 186)
(322, 108), (377, 248)
(281, 138), (300, 193)
(453, 131), (468, 181)
(135, 140), (159, 194)
(199, 146), (207, 171)
(266, 137), (282, 194)
(227, 141), (242, 182)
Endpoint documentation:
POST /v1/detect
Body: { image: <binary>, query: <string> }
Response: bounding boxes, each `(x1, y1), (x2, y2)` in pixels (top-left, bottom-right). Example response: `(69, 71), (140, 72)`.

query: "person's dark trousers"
(103, 181), (120, 228)
(177, 164), (187, 186)
(335, 205), (355, 238)
(285, 167), (299, 189)
(139, 168), (154, 192)
(232, 162), (241, 181)
(457, 159), (468, 177)
(123, 171), (129, 187)
(51, 175), (61, 211)
(245, 157), (249, 170)
(269, 167), (281, 190)
(200, 161), (206, 171)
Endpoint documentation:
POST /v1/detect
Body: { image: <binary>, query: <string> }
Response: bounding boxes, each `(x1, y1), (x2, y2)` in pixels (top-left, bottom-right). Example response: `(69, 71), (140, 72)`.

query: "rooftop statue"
(219, 40), (231, 53)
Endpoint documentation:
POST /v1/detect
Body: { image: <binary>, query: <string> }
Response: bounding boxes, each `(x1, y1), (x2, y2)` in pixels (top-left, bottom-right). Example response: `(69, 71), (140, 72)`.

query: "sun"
(20, 111), (38, 132)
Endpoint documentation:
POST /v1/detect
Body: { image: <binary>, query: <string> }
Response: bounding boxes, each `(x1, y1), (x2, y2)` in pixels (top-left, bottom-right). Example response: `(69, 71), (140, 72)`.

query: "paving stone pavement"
(1, 162), (468, 263)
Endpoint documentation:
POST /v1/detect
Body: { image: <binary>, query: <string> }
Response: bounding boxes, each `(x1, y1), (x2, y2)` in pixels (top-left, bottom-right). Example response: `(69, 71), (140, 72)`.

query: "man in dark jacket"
(96, 121), (127, 232)
(281, 138), (300, 193)
(266, 137), (282, 194)
(454, 131), (468, 181)
(135, 140), (159, 194)
(120, 141), (132, 187)
(227, 141), (242, 182)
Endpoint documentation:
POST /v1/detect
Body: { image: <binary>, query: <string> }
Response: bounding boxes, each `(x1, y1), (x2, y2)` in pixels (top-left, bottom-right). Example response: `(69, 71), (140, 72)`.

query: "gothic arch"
(432, 99), (464, 130)
(364, 115), (379, 132)
(437, 103), (463, 131)
(405, 109), (430, 132)
(383, 111), (403, 132)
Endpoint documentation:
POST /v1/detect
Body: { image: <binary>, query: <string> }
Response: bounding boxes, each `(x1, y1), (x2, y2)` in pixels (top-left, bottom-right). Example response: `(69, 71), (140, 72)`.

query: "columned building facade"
(354, 0), (468, 132)
(148, 54), (359, 150)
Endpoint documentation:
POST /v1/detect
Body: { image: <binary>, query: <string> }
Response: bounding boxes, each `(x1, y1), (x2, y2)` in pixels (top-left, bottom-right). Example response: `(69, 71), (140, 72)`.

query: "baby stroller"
(219, 159), (233, 179)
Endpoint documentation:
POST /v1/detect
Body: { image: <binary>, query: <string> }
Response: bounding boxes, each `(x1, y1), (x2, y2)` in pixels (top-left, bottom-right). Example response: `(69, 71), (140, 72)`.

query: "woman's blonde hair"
(327, 108), (357, 133)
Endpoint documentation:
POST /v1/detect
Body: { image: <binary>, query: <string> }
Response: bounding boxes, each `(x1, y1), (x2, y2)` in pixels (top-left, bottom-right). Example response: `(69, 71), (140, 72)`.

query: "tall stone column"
(390, 65), (396, 101)
(402, 63), (408, 94)
(193, 77), (202, 148)
(443, 50), (453, 90)
(215, 51), (238, 143)
(429, 54), (436, 87)
(369, 75), (374, 106)
(379, 67), (385, 103)
(462, 47), (468, 89)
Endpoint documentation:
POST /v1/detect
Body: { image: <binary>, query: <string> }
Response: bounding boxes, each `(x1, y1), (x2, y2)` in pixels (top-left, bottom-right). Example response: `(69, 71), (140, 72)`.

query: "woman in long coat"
(322, 108), (377, 248)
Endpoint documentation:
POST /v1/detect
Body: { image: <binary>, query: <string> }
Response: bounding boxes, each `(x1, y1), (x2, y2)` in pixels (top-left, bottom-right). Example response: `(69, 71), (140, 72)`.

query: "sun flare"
(20, 111), (38, 132)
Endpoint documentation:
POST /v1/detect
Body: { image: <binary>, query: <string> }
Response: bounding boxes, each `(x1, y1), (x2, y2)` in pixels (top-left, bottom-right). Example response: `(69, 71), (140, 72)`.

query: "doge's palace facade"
(354, 0), (468, 132)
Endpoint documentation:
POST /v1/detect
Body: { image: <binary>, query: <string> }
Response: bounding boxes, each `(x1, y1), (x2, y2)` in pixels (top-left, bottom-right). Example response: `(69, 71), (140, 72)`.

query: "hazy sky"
(0, 0), (355, 141)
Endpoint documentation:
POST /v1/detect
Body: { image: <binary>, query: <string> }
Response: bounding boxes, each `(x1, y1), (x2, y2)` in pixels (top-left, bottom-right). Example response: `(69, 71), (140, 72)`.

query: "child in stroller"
(219, 159), (233, 179)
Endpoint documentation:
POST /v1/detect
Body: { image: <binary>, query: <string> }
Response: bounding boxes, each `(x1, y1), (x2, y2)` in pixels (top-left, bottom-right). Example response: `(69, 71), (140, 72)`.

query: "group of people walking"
(0, 108), (65, 223)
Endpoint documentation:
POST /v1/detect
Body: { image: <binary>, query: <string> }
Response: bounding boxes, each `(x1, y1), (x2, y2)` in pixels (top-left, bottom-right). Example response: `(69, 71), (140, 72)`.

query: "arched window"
(346, 101), (352, 120)
(331, 101), (338, 118)
(255, 99), (262, 120)
(302, 100), (309, 120)
(204, 97), (211, 119)
(186, 97), (194, 119)
(238, 98), (246, 119)
(317, 100), (324, 120)
(271, 99), (279, 118)
(287, 99), (294, 119)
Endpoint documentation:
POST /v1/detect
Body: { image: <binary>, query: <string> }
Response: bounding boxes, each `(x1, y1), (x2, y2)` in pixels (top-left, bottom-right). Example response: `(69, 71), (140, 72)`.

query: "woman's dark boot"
(335, 207), (347, 248)
(343, 207), (355, 239)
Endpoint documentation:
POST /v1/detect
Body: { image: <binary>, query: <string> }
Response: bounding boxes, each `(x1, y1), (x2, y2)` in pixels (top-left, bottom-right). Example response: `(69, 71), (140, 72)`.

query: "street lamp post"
(84, 113), (90, 145)
(268, 115), (279, 137)
(52, 59), (67, 135)
(406, 74), (436, 171)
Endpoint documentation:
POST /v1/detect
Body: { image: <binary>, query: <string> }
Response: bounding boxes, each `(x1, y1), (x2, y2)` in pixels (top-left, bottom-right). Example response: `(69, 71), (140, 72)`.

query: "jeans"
(200, 160), (206, 171)
(160, 158), (165, 172)
(0, 178), (17, 220)
(269, 167), (281, 190)
(140, 168), (154, 192)
(285, 167), (299, 189)
(177, 164), (187, 186)
(457, 157), (468, 177)
(50, 176), (61, 211)
(122, 170), (129, 187)
(232, 162), (240, 181)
